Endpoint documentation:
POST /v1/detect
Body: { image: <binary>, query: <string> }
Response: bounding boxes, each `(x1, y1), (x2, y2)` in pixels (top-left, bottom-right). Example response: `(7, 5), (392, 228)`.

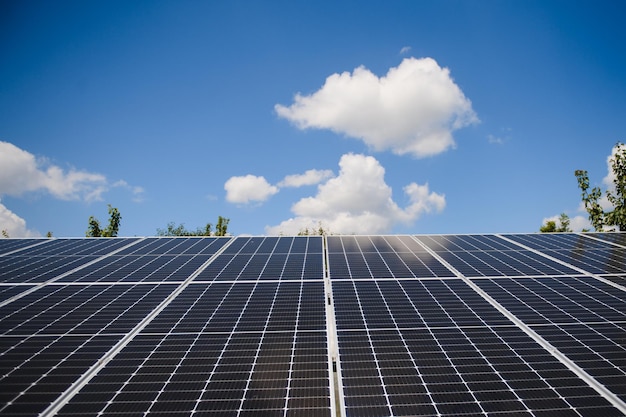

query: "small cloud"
(275, 57), (478, 158)
(542, 213), (590, 232)
(0, 141), (107, 200)
(278, 169), (334, 188)
(224, 175), (279, 204)
(399, 46), (412, 55)
(487, 134), (504, 145)
(0, 200), (39, 237)
(265, 153), (445, 235)
(0, 141), (143, 203)
(487, 128), (512, 145)
(112, 180), (145, 203)
(602, 143), (625, 189)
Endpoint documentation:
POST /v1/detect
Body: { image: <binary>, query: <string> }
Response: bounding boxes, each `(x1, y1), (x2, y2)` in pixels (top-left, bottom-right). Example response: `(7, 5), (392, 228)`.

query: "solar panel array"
(0, 233), (625, 417)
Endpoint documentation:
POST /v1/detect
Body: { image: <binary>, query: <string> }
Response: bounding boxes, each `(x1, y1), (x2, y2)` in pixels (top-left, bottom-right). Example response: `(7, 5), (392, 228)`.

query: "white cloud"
(112, 180), (146, 203)
(542, 214), (590, 232)
(0, 141), (145, 236)
(569, 215), (591, 232)
(275, 57), (478, 158)
(265, 153), (445, 235)
(0, 200), (38, 237)
(400, 46), (412, 54)
(224, 175), (279, 204)
(487, 134), (504, 144)
(278, 169), (334, 188)
(0, 141), (107, 200)
(602, 143), (625, 189)
(0, 141), (143, 203)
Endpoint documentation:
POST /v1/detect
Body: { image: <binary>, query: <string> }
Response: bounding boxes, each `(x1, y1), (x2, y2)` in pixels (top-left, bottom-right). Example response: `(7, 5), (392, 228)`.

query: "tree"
(215, 216), (230, 236)
(575, 142), (626, 231)
(86, 205), (122, 237)
(298, 222), (331, 236)
(540, 213), (572, 233)
(156, 216), (229, 237)
(1, 229), (8, 238)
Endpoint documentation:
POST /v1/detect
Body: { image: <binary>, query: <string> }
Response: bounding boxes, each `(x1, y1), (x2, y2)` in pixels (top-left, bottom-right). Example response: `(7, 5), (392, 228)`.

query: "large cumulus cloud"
(275, 57), (478, 158)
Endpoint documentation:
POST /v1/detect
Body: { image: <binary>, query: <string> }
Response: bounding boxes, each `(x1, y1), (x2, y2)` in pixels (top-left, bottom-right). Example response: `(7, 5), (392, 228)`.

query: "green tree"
(215, 216), (230, 236)
(575, 142), (626, 231)
(540, 213), (572, 233)
(86, 205), (122, 237)
(156, 216), (229, 237)
(1, 229), (9, 238)
(298, 222), (330, 236)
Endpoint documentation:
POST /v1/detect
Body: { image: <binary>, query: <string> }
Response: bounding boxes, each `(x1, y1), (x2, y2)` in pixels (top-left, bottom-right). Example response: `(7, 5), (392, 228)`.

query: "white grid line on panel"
(0, 238), (146, 308)
(498, 234), (626, 293)
(39, 236), (236, 417)
(502, 233), (626, 276)
(412, 235), (626, 415)
(0, 238), (52, 257)
(335, 236), (393, 416)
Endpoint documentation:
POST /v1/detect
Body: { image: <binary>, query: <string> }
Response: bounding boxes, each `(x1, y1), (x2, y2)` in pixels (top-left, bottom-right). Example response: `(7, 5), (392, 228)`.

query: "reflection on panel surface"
(0, 234), (625, 417)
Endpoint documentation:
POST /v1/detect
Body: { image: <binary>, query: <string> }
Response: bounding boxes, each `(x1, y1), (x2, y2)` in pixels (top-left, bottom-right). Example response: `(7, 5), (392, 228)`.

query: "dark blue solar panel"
(195, 237), (324, 281)
(144, 281), (326, 334)
(55, 331), (331, 417)
(602, 275), (626, 288)
(54, 278), (331, 417)
(15, 238), (138, 256)
(539, 248), (626, 274)
(0, 335), (120, 416)
(0, 285), (34, 303)
(0, 255), (99, 283)
(2, 234), (625, 417)
(593, 232), (626, 247)
(0, 238), (46, 255)
(56, 253), (213, 283)
(0, 284), (176, 335)
(116, 236), (230, 255)
(533, 323), (626, 402)
(327, 236), (454, 279)
(503, 233), (617, 251)
(337, 325), (622, 417)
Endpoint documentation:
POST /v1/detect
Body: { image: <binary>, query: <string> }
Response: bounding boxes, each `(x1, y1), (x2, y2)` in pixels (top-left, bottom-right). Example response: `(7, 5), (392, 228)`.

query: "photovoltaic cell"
(0, 284), (35, 303)
(0, 284), (176, 336)
(12, 238), (139, 256)
(0, 255), (103, 284)
(328, 234), (626, 416)
(473, 275), (626, 401)
(1, 233), (625, 417)
(327, 236), (454, 279)
(114, 236), (229, 256)
(0, 238), (141, 284)
(56, 253), (214, 283)
(0, 239), (44, 255)
(54, 280), (331, 416)
(503, 234), (626, 274)
(0, 335), (120, 416)
(195, 236), (323, 281)
(415, 235), (580, 277)
(602, 274), (626, 288)
(594, 233), (626, 247)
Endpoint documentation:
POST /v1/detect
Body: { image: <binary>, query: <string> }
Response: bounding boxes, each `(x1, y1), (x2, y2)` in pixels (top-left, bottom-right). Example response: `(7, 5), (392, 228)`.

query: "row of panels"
(0, 234), (624, 417)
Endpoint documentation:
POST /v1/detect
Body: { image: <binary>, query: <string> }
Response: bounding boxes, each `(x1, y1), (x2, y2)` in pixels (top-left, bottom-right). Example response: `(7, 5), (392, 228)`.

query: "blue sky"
(1, 0), (625, 237)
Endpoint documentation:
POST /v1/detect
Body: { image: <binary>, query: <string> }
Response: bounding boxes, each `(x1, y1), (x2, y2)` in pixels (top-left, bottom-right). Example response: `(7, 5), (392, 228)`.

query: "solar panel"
(328, 234), (626, 416)
(0, 233), (625, 417)
(0, 238), (46, 255)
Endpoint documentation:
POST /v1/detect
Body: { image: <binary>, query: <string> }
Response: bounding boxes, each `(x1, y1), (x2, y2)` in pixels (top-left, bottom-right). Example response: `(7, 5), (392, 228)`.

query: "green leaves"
(575, 142), (626, 231)
(86, 204), (121, 237)
(156, 216), (229, 237)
